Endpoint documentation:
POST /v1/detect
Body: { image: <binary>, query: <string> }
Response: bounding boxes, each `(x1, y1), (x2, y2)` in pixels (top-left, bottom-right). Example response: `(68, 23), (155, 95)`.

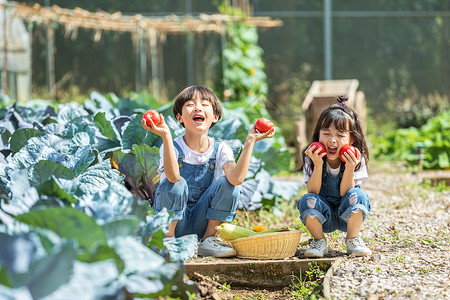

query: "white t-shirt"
(157, 136), (235, 183)
(303, 156), (368, 186)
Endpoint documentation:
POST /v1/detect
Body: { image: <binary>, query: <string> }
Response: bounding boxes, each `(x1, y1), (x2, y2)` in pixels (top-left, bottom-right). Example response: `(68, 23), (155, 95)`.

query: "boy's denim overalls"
(297, 163), (371, 233)
(153, 141), (240, 239)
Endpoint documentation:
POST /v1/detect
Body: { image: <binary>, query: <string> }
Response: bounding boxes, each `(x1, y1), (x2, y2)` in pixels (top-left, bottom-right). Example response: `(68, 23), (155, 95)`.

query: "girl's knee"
(297, 193), (320, 211)
(344, 188), (370, 207)
(339, 188), (371, 222)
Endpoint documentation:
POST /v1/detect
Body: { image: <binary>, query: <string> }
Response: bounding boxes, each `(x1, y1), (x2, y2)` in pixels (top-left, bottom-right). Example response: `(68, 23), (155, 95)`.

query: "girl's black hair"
(296, 95), (369, 174)
(172, 85), (223, 128)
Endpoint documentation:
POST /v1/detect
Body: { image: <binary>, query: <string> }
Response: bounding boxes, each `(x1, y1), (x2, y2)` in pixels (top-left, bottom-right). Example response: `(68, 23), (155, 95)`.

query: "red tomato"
(255, 118), (274, 133)
(339, 144), (357, 162)
(143, 110), (161, 127)
(310, 142), (326, 155)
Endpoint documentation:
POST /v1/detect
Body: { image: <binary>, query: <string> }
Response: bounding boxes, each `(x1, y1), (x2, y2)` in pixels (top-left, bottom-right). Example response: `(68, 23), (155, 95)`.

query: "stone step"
(185, 257), (336, 287)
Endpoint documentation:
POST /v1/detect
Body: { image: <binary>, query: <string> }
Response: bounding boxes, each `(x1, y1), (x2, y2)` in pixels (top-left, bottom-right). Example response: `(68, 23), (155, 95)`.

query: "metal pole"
(135, 28), (140, 92)
(45, 0), (55, 99)
(149, 30), (159, 100)
(3, 3), (8, 95)
(324, 0), (332, 80)
(186, 0), (193, 86)
(220, 30), (227, 95)
(139, 25), (147, 91)
(27, 25), (32, 103)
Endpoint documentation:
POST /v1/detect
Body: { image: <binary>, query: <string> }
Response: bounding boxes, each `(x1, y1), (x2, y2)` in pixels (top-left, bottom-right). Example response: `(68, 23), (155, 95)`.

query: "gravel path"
(327, 165), (450, 299)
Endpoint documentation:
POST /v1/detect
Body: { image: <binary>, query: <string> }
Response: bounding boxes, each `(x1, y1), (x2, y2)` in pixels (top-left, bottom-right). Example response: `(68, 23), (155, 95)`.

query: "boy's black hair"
(296, 95), (369, 174)
(172, 85), (223, 128)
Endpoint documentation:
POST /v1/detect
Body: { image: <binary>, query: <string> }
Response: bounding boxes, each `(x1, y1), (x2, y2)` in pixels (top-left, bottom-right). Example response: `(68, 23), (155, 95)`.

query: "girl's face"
(319, 123), (354, 162)
(176, 92), (219, 133)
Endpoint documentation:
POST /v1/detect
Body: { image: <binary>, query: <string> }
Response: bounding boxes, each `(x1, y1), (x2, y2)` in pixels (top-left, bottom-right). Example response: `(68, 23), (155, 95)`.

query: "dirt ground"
(186, 163), (450, 299)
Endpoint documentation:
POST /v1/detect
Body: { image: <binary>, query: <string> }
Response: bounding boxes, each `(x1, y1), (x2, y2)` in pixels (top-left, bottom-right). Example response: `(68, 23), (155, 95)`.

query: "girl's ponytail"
(337, 95), (348, 105)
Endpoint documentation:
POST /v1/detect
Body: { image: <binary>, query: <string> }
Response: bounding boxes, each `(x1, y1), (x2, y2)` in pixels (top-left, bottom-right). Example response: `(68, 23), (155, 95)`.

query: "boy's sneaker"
(346, 236), (372, 256)
(197, 237), (236, 258)
(163, 236), (175, 246)
(304, 239), (328, 258)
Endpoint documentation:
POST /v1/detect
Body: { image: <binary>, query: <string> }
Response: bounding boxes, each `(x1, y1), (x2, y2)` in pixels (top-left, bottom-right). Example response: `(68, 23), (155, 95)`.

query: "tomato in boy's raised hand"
(339, 144), (357, 162)
(255, 118), (274, 133)
(310, 142), (326, 155)
(143, 110), (162, 127)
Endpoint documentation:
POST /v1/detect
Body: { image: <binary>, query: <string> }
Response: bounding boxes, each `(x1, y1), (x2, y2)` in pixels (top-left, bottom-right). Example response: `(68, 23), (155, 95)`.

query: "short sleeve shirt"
(158, 136), (235, 183)
(303, 156), (368, 186)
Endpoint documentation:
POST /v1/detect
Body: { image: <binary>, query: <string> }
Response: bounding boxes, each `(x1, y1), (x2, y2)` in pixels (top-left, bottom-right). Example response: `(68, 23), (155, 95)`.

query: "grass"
(285, 262), (325, 299)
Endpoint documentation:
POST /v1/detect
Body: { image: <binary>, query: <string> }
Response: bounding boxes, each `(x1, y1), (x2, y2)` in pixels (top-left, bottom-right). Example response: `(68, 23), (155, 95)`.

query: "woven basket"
(228, 230), (302, 259)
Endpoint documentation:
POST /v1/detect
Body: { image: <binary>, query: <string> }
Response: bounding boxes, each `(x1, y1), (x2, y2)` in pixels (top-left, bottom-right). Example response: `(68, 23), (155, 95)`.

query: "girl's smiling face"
(176, 92), (219, 132)
(319, 123), (353, 162)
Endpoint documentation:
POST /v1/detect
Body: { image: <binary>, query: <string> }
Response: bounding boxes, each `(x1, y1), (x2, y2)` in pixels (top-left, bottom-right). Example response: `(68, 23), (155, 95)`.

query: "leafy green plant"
(387, 90), (450, 128)
(373, 109), (450, 169)
(0, 99), (197, 298)
(217, 2), (268, 105)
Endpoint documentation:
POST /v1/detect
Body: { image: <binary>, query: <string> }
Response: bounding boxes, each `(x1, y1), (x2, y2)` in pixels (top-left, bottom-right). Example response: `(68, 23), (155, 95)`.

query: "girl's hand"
(246, 124), (275, 143)
(341, 147), (361, 170)
(141, 115), (171, 138)
(305, 143), (326, 166)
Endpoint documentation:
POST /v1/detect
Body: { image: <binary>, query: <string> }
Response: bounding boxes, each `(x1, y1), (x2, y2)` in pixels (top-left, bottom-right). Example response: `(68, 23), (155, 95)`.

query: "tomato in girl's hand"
(143, 110), (162, 127)
(310, 142), (326, 155)
(339, 144), (357, 162)
(255, 118), (274, 133)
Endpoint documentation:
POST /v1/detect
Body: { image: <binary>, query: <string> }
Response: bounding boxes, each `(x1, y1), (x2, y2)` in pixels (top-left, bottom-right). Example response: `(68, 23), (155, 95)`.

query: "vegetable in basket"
(216, 223), (289, 241)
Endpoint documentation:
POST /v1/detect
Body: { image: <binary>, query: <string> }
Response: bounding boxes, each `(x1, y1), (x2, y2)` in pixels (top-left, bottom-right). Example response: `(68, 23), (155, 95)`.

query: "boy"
(141, 86), (274, 257)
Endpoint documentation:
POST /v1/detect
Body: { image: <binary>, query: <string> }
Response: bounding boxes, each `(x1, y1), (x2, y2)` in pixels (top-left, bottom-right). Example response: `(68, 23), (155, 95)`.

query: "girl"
(142, 86), (274, 257)
(297, 95), (371, 257)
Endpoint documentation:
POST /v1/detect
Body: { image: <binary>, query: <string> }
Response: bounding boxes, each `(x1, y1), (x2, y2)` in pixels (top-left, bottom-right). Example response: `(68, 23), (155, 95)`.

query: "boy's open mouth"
(193, 114), (205, 124)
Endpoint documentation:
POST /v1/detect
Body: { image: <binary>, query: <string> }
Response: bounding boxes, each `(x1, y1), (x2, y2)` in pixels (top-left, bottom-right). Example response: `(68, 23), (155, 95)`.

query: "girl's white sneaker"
(346, 236), (372, 256)
(304, 238), (328, 258)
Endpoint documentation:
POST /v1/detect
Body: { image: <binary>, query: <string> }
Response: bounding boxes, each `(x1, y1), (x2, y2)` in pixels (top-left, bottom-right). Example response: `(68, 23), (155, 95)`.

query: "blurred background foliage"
(7, 0), (450, 170)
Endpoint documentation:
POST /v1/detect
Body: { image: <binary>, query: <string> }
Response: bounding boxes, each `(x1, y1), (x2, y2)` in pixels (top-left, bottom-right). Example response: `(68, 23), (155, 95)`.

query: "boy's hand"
(141, 115), (171, 138)
(305, 143), (326, 166)
(246, 124), (275, 143)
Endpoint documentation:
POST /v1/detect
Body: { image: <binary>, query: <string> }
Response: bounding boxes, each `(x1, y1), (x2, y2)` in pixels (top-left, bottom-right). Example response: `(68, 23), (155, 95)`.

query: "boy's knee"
(216, 176), (240, 197)
(216, 175), (233, 188)
(158, 177), (187, 194)
(154, 178), (188, 211)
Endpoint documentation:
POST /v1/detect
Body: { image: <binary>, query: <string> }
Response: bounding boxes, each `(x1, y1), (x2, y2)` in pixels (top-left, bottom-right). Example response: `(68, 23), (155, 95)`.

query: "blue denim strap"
(208, 142), (219, 169)
(173, 141), (185, 166)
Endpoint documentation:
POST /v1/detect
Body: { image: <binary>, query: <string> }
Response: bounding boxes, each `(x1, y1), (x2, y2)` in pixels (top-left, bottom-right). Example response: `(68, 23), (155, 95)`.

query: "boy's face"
(176, 92), (219, 132)
(319, 123), (354, 162)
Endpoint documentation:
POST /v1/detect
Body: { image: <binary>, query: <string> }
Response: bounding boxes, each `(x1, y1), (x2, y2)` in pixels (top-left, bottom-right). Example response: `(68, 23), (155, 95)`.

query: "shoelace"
(310, 239), (325, 250)
(205, 239), (222, 249)
(348, 237), (365, 248)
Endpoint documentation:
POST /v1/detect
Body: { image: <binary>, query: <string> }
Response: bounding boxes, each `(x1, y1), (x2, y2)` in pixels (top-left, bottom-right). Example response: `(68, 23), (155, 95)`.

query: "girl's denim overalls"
(153, 141), (240, 239)
(297, 162), (371, 233)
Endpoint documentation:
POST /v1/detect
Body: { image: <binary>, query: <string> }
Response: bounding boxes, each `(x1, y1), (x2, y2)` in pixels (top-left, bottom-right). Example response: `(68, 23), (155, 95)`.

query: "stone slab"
(185, 257), (337, 287)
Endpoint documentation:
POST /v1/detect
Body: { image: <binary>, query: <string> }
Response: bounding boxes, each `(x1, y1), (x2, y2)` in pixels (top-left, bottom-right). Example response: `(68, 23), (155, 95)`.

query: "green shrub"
(387, 91), (450, 128)
(373, 109), (450, 169)
(217, 2), (268, 105)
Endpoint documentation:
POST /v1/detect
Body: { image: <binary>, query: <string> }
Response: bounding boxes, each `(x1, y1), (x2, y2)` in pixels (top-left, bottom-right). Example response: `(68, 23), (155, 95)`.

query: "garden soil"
(185, 163), (450, 299)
